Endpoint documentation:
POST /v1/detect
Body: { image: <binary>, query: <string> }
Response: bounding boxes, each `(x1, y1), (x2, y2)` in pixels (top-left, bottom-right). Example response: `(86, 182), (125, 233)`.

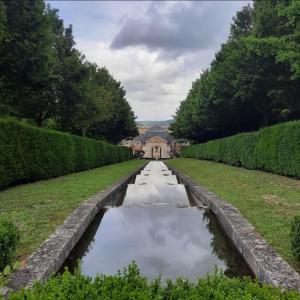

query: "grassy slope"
(168, 158), (300, 272)
(0, 160), (145, 261)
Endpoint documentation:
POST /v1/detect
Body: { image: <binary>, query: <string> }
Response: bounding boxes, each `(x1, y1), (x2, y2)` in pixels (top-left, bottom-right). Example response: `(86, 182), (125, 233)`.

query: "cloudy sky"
(49, 1), (249, 121)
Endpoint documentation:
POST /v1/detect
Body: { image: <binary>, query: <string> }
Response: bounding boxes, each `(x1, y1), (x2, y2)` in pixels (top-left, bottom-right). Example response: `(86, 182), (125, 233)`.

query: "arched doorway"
(151, 146), (161, 159)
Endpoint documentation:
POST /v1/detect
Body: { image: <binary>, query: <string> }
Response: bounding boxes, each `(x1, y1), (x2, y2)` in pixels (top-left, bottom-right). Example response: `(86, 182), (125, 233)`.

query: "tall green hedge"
(181, 121), (300, 178)
(0, 119), (132, 190)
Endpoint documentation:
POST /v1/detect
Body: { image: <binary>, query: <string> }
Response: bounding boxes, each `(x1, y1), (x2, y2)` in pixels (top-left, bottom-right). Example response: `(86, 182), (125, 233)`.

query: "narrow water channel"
(62, 161), (252, 281)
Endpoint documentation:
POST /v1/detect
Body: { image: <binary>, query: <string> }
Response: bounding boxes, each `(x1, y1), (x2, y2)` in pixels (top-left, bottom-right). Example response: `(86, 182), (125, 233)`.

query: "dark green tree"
(230, 4), (253, 39)
(0, 0), (55, 125)
(49, 22), (88, 132)
(0, 0), (139, 143)
(0, 1), (6, 43)
(0, 1), (7, 115)
(88, 67), (138, 143)
(172, 0), (300, 142)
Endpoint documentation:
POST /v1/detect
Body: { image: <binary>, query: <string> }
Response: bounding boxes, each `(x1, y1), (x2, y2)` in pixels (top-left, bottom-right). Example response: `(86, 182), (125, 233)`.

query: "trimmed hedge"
(6, 263), (300, 299)
(181, 121), (300, 178)
(0, 119), (132, 189)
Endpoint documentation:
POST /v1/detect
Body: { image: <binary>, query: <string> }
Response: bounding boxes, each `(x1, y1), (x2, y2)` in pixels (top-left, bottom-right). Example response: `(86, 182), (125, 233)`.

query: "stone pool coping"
(1, 162), (147, 297)
(166, 163), (300, 291)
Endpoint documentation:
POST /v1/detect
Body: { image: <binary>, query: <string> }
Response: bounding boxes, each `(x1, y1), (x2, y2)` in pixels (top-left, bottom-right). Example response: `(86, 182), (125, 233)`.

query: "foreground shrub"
(0, 219), (20, 271)
(0, 118), (132, 189)
(181, 120), (300, 178)
(291, 216), (300, 261)
(5, 263), (300, 299)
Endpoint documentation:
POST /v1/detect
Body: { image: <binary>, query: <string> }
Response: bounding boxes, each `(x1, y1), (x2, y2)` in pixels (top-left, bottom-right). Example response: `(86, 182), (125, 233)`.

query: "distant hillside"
(136, 120), (173, 127)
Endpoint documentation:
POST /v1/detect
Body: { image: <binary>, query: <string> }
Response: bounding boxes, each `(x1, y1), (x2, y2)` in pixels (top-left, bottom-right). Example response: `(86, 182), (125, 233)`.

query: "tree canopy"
(0, 0), (138, 143)
(171, 0), (300, 143)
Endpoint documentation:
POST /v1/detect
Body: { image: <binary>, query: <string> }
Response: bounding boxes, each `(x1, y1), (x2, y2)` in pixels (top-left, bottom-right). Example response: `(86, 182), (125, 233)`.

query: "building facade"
(135, 126), (174, 159)
(120, 126), (173, 159)
(142, 135), (171, 159)
(120, 126), (190, 159)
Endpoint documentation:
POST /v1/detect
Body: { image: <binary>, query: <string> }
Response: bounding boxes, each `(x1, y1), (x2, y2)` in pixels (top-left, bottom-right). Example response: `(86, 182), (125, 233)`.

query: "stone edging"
(167, 163), (300, 291)
(1, 162), (147, 297)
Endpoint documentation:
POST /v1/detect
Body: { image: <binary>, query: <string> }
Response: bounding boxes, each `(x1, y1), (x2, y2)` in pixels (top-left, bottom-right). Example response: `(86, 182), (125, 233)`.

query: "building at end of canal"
(120, 126), (189, 159)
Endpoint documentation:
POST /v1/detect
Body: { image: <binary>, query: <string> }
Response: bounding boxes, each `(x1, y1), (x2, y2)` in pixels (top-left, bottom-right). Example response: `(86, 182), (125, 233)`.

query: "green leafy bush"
(0, 219), (20, 271)
(0, 262), (20, 286)
(0, 118), (132, 189)
(291, 216), (300, 261)
(5, 263), (300, 299)
(181, 121), (300, 177)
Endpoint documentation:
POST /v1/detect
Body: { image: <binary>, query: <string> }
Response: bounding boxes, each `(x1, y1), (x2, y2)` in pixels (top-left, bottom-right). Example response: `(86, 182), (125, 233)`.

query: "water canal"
(62, 161), (252, 281)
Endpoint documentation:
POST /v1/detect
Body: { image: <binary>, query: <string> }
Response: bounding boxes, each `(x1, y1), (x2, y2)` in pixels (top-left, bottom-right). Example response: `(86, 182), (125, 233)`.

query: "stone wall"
(1, 163), (147, 297)
(167, 163), (300, 291)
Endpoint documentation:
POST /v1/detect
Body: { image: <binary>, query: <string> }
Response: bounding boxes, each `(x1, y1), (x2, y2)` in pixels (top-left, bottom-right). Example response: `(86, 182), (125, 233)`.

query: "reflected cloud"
(66, 206), (251, 281)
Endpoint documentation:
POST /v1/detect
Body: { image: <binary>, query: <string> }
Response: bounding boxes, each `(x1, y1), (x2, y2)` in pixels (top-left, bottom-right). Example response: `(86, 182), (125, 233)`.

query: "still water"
(123, 184), (190, 206)
(63, 205), (252, 281)
(62, 161), (252, 281)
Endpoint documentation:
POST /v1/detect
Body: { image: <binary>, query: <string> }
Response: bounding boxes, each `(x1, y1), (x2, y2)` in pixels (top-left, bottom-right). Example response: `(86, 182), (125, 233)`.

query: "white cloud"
(49, 1), (250, 120)
(76, 40), (197, 119)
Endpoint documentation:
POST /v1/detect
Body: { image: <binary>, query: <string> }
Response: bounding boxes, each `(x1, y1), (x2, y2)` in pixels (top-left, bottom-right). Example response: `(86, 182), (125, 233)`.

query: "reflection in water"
(63, 206), (252, 281)
(123, 184), (190, 206)
(202, 210), (252, 278)
(60, 209), (106, 273)
(135, 174), (178, 185)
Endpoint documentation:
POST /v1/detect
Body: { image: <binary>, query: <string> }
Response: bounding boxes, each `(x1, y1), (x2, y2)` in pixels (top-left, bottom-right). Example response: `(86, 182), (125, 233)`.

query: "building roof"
(134, 126), (173, 144)
(147, 125), (166, 132)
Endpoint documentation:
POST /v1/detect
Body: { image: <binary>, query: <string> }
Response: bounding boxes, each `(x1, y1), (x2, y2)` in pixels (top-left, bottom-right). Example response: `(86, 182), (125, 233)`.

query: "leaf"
(3, 265), (11, 276)
(13, 261), (20, 271)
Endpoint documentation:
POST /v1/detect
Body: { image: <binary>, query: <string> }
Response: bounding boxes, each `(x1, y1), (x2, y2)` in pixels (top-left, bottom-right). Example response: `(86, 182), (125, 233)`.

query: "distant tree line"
(0, 0), (138, 143)
(171, 0), (300, 143)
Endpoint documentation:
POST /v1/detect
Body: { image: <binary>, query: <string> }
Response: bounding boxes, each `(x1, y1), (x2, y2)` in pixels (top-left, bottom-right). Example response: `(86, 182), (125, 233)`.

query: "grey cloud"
(111, 1), (244, 57)
(54, 1), (249, 120)
(125, 79), (176, 98)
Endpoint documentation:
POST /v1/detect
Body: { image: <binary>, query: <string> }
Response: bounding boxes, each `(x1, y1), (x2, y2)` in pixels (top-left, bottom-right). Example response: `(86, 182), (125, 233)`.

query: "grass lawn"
(0, 160), (145, 262)
(168, 158), (300, 272)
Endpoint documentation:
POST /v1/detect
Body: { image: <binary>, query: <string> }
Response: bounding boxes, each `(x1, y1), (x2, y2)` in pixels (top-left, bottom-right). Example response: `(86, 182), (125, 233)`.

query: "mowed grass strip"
(0, 160), (145, 261)
(168, 158), (300, 272)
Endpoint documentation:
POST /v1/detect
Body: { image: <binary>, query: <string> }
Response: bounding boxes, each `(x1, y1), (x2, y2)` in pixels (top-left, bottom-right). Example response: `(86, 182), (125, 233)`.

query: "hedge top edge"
(0, 118), (132, 190)
(181, 120), (300, 178)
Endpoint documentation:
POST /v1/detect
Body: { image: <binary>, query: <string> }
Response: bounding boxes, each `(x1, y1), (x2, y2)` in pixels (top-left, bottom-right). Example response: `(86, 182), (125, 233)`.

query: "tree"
(276, 0), (300, 79)
(0, 1), (7, 115)
(0, 0), (55, 125)
(88, 67), (138, 143)
(0, 0), (138, 143)
(248, 0), (300, 121)
(172, 0), (300, 142)
(46, 21), (88, 132)
(230, 4), (253, 39)
(0, 1), (6, 43)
